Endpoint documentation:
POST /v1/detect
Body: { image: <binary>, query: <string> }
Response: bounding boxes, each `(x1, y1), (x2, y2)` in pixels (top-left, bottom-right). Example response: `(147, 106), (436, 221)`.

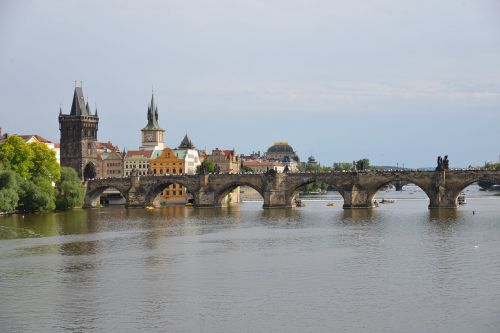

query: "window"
(173, 191), (176, 195)
(166, 190), (170, 195)
(179, 169), (182, 173)
(160, 169), (163, 174)
(179, 190), (183, 195)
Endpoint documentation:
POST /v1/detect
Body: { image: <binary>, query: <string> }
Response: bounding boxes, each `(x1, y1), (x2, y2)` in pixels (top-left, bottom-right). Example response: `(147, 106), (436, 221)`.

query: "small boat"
(326, 203), (335, 207)
(145, 206), (155, 211)
(295, 199), (305, 207)
(380, 199), (395, 204)
(185, 202), (193, 207)
(458, 192), (466, 205)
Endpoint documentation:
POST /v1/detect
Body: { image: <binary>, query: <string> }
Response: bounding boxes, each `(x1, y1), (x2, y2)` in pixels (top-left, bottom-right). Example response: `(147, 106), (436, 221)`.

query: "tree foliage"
(29, 142), (60, 182)
(484, 162), (500, 170)
(333, 162), (353, 171)
(304, 181), (328, 193)
(240, 165), (253, 173)
(56, 167), (85, 210)
(356, 158), (370, 171)
(196, 159), (217, 174)
(0, 135), (34, 179)
(0, 170), (20, 212)
(0, 135), (64, 213)
(18, 177), (56, 212)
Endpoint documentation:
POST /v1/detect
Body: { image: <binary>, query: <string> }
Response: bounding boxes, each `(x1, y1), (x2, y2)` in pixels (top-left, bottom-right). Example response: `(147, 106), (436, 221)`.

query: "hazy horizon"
(1, 0), (499, 167)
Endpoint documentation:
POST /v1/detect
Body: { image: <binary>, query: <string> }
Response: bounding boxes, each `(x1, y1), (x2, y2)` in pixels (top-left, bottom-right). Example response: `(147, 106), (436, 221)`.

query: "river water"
(1, 186), (499, 332)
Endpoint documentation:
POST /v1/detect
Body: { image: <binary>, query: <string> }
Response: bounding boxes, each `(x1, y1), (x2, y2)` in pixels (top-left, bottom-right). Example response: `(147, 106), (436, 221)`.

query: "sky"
(1, 0), (499, 167)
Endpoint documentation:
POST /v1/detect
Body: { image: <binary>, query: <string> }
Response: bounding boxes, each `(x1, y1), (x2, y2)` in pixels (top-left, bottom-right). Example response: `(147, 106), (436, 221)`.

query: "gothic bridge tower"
(59, 86), (99, 180)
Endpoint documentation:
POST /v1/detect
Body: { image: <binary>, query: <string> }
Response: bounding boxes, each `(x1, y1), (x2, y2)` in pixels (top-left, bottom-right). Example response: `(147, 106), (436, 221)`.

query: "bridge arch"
(214, 181), (265, 207)
(446, 173), (500, 205)
(286, 174), (361, 207)
(144, 180), (197, 207)
(365, 176), (434, 206)
(84, 185), (128, 208)
(287, 176), (324, 206)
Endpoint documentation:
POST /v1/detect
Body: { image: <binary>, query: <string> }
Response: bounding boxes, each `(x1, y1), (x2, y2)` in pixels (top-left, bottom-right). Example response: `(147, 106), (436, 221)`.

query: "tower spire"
(143, 91), (162, 130)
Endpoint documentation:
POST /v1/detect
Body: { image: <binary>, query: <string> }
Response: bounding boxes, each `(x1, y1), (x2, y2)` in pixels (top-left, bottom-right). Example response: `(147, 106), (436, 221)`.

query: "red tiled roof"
(126, 150), (153, 157)
(17, 134), (52, 143)
(96, 141), (119, 151)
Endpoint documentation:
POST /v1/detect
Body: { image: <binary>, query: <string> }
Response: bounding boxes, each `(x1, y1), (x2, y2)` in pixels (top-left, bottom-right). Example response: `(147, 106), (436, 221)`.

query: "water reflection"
(341, 209), (377, 224)
(59, 240), (100, 256)
(259, 208), (303, 228)
(0, 210), (93, 239)
(428, 209), (459, 222)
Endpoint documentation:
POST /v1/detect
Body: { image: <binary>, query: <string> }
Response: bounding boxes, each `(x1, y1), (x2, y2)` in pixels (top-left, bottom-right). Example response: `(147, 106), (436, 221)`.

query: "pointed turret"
(143, 92), (162, 130)
(178, 134), (195, 149)
(70, 87), (90, 116)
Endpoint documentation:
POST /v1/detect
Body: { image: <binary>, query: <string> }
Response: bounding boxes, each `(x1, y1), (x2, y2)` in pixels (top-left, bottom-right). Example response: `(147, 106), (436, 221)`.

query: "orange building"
(150, 148), (188, 204)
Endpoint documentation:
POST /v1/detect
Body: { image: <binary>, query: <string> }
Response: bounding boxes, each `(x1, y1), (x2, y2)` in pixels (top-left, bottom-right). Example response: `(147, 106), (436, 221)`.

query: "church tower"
(140, 92), (165, 150)
(59, 86), (99, 180)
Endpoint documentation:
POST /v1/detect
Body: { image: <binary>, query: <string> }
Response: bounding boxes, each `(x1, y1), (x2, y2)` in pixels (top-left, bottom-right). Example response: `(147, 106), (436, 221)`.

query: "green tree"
(356, 158), (370, 171)
(29, 142), (60, 182)
(240, 165), (253, 173)
(333, 162), (353, 171)
(0, 135), (34, 179)
(18, 177), (56, 212)
(0, 170), (20, 212)
(56, 167), (85, 210)
(484, 162), (500, 170)
(196, 159), (217, 174)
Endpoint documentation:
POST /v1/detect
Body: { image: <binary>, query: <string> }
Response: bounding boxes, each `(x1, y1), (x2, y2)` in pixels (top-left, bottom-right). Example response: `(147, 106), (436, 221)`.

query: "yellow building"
(150, 148), (188, 204)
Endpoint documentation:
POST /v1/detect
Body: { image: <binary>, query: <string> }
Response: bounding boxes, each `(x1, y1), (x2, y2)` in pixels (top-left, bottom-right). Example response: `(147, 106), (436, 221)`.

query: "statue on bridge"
(436, 155), (449, 171)
(265, 168), (277, 178)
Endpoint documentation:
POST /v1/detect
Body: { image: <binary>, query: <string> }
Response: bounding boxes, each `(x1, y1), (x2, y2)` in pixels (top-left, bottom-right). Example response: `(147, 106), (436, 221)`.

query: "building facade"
(148, 136), (202, 205)
(206, 148), (240, 173)
(58, 86), (99, 180)
(124, 150), (154, 176)
(98, 151), (124, 178)
(242, 161), (286, 173)
(150, 147), (187, 204)
(265, 142), (300, 172)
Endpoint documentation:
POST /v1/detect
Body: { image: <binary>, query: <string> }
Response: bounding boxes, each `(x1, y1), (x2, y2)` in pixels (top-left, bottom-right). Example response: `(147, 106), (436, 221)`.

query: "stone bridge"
(84, 170), (500, 209)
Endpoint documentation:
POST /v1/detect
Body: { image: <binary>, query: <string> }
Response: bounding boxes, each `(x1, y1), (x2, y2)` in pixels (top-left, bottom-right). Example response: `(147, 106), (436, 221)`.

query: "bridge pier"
(83, 196), (100, 208)
(428, 191), (459, 209)
(427, 171), (459, 209)
(126, 190), (147, 208)
(263, 190), (292, 209)
(193, 190), (219, 208)
(342, 188), (376, 209)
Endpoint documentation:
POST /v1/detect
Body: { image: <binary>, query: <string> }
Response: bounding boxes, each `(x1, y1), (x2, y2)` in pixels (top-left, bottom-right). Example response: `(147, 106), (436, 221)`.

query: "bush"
(18, 177), (56, 212)
(0, 170), (20, 212)
(56, 167), (85, 210)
